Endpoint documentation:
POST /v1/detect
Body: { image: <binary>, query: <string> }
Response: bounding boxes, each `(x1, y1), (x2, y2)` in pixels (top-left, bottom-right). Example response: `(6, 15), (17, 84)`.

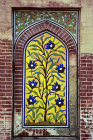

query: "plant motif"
(55, 64), (65, 73)
(28, 80), (38, 89)
(27, 95), (37, 105)
(46, 40), (55, 49)
(28, 61), (37, 69)
(55, 98), (64, 107)
(25, 32), (67, 126)
(15, 11), (77, 41)
(52, 82), (61, 91)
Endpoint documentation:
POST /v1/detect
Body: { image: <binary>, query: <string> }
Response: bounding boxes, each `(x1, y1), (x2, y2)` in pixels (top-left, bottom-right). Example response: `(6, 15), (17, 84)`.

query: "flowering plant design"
(27, 95), (37, 105)
(52, 82), (60, 91)
(28, 61), (37, 69)
(55, 98), (64, 107)
(55, 64), (65, 73)
(25, 34), (67, 125)
(46, 40), (55, 49)
(28, 80), (38, 89)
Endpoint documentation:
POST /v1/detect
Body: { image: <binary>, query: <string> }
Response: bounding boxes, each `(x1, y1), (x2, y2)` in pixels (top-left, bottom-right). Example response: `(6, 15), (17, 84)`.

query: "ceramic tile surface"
(15, 11), (77, 41)
(23, 31), (68, 128)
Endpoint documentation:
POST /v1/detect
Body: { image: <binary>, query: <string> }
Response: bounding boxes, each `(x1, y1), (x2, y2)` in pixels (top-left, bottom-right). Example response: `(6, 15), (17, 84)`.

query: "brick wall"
(80, 54), (93, 140)
(0, 40), (12, 140)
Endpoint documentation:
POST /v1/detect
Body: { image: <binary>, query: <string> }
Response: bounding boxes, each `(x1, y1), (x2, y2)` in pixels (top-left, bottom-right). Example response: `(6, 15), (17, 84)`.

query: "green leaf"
(30, 48), (39, 51)
(32, 110), (35, 118)
(26, 119), (30, 124)
(35, 113), (41, 120)
(30, 44), (40, 48)
(52, 37), (55, 43)
(48, 58), (56, 64)
(48, 62), (58, 70)
(51, 92), (56, 95)
(33, 40), (42, 46)
(26, 86), (31, 92)
(32, 91), (38, 96)
(45, 50), (48, 56)
(26, 76), (34, 78)
(51, 77), (54, 83)
(50, 70), (57, 73)
(32, 52), (39, 57)
(48, 97), (54, 101)
(59, 94), (64, 97)
(56, 45), (64, 50)
(26, 106), (37, 110)
(42, 81), (44, 88)
(38, 118), (42, 122)
(30, 54), (36, 59)
(62, 86), (66, 92)
(37, 73), (40, 79)
(44, 89), (49, 94)
(56, 76), (65, 82)
(51, 53), (59, 56)
(47, 105), (55, 111)
(57, 50), (66, 55)
(58, 114), (64, 120)
(39, 53), (46, 62)
(52, 114), (56, 120)
(36, 109), (39, 114)
(40, 101), (44, 107)
(60, 118), (64, 123)
(28, 115), (33, 121)
(56, 111), (59, 118)
(44, 36), (51, 42)
(55, 42), (59, 45)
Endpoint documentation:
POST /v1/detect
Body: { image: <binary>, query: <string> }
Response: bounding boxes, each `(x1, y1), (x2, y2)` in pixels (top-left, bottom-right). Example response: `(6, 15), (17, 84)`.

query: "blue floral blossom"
(52, 82), (60, 91)
(46, 40), (55, 49)
(55, 64), (65, 73)
(28, 80), (38, 89)
(28, 61), (37, 69)
(27, 95), (37, 105)
(55, 98), (64, 107)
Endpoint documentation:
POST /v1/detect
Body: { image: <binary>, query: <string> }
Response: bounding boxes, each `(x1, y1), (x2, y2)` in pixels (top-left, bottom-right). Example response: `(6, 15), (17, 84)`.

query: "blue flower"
(46, 40), (55, 49)
(55, 98), (64, 107)
(27, 95), (37, 105)
(28, 80), (38, 89)
(28, 61), (37, 69)
(52, 82), (60, 91)
(55, 64), (65, 73)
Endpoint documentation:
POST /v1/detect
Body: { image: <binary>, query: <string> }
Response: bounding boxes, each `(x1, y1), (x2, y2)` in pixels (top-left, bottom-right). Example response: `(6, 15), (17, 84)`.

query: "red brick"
(81, 82), (92, 85)
(80, 67), (92, 71)
(87, 86), (93, 89)
(80, 78), (86, 81)
(80, 60), (92, 63)
(87, 93), (93, 96)
(87, 78), (93, 81)
(80, 71), (86, 74)
(87, 71), (93, 74)
(80, 92), (87, 96)
(80, 63), (86, 67)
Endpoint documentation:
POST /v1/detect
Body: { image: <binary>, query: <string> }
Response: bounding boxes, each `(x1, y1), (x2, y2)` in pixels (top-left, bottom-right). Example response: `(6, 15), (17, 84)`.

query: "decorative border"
(14, 11), (78, 42)
(22, 31), (69, 128)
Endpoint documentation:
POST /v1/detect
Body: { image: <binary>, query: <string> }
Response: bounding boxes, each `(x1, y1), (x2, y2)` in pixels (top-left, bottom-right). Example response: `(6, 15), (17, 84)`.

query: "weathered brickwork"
(0, 39), (12, 140)
(80, 54), (93, 140)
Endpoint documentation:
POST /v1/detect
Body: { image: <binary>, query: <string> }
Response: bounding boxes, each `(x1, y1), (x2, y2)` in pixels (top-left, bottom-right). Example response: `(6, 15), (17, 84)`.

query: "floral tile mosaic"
(23, 31), (69, 128)
(15, 11), (78, 41)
